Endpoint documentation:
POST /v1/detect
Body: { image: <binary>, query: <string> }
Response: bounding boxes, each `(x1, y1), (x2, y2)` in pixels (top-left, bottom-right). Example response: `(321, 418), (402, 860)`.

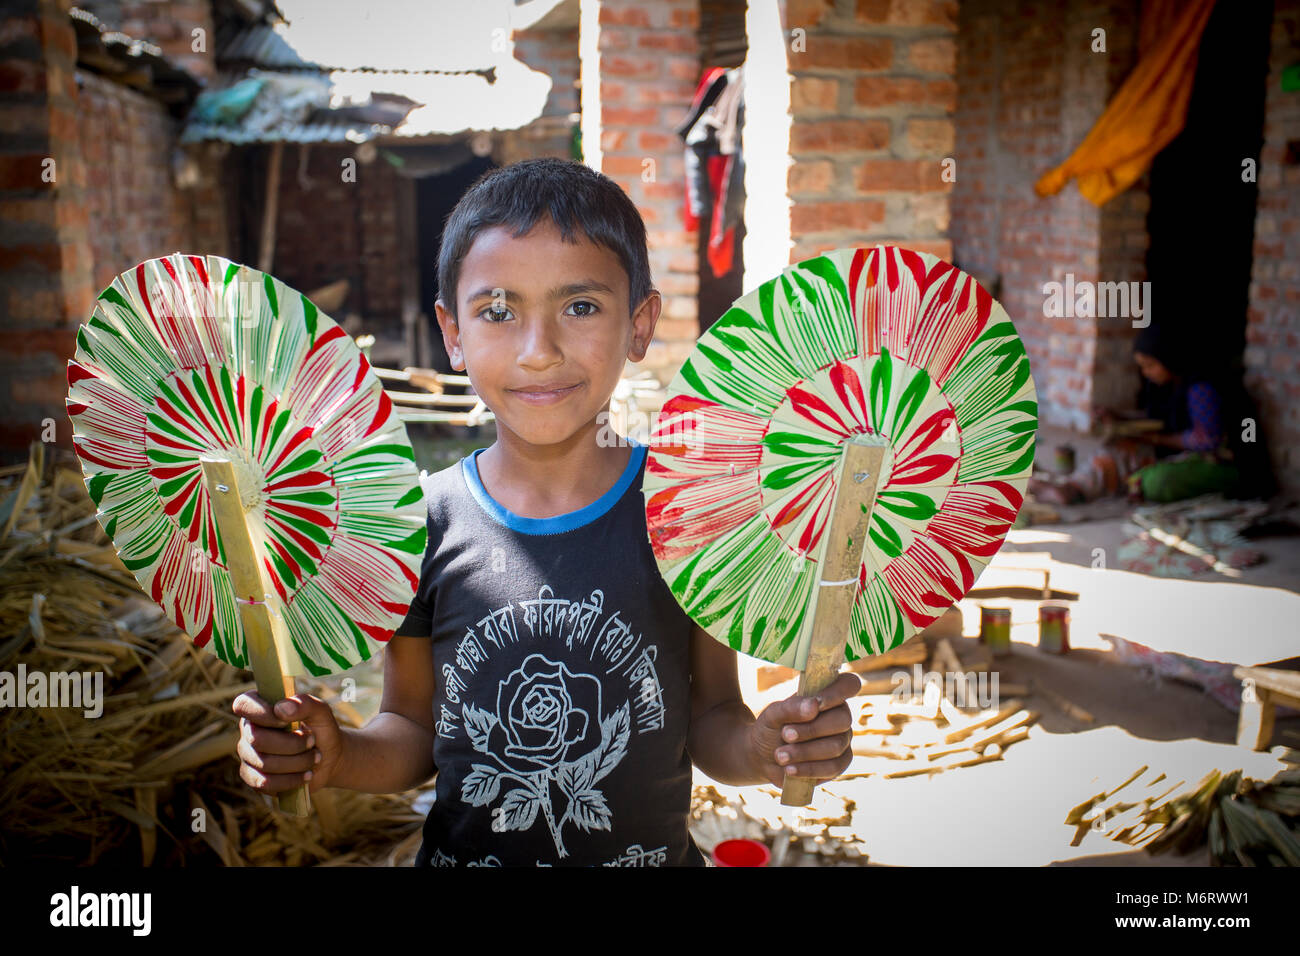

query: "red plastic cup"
(711, 839), (771, 867)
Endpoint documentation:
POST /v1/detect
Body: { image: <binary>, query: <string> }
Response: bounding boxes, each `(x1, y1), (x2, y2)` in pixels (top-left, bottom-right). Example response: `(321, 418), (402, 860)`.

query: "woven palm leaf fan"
(66, 253), (428, 812)
(645, 244), (1036, 804)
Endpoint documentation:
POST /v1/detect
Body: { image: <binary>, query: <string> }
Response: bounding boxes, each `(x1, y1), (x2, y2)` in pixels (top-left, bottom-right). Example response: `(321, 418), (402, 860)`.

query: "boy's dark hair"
(436, 157), (653, 321)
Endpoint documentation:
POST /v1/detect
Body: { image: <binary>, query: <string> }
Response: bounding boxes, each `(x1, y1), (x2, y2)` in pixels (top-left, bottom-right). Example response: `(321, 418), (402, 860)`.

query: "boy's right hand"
(232, 693), (343, 795)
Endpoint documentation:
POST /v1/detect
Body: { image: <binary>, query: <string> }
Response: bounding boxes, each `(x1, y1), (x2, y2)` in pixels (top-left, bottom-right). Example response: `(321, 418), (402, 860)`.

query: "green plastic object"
(1282, 62), (1300, 93)
(192, 77), (267, 125)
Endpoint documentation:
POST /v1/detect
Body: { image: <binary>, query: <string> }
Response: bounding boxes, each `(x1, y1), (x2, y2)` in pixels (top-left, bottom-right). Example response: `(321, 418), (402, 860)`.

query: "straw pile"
(0, 444), (431, 866)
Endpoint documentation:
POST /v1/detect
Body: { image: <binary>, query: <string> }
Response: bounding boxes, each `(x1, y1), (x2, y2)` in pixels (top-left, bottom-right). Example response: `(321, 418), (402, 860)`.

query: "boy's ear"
(434, 299), (466, 371)
(627, 289), (662, 363)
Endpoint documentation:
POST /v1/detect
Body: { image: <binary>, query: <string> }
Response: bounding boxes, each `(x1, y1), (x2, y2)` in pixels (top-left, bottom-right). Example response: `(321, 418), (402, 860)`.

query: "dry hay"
(0, 444), (431, 866)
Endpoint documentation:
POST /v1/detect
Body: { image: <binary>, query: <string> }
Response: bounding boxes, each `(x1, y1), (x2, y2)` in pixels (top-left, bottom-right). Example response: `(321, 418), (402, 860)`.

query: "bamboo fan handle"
(780, 440), (887, 808)
(200, 457), (311, 817)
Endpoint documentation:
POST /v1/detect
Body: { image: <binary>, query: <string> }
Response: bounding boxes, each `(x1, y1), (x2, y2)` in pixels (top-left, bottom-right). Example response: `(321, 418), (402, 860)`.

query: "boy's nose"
(517, 317), (563, 370)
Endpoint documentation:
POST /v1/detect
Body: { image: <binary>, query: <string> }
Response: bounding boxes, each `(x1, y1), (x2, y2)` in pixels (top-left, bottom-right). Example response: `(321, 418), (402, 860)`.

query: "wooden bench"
(1233, 665), (1300, 750)
(371, 364), (494, 427)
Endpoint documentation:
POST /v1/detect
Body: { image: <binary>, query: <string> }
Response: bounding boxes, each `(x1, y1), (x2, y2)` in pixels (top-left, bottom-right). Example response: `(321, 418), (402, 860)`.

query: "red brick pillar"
(583, 0), (700, 392)
(1245, 0), (1300, 496)
(783, 0), (957, 264)
(0, 0), (95, 453)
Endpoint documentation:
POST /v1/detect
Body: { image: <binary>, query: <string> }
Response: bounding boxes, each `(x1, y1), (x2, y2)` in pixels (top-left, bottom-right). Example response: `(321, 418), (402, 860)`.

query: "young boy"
(233, 157), (859, 866)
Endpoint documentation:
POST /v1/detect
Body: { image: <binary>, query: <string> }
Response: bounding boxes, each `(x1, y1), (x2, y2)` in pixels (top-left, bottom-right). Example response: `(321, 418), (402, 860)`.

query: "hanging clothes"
(676, 66), (745, 277)
(1034, 0), (1216, 206)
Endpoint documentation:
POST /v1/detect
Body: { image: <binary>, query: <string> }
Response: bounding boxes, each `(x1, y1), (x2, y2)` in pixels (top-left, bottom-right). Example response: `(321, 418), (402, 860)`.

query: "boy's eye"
(477, 300), (598, 321)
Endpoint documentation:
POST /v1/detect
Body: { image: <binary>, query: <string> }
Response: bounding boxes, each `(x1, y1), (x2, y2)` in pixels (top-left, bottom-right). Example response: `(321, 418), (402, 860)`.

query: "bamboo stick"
(783, 438), (888, 807)
(200, 457), (309, 817)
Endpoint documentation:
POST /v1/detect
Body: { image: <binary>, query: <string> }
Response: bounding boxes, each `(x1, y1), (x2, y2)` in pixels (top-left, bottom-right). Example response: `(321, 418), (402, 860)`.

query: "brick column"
(782, 0), (957, 264)
(582, 0), (700, 392)
(0, 0), (95, 453)
(1244, 0), (1300, 496)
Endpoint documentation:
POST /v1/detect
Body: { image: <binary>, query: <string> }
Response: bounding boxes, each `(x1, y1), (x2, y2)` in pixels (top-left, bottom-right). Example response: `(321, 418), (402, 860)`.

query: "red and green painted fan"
(66, 253), (428, 811)
(644, 245), (1035, 802)
(67, 252), (428, 675)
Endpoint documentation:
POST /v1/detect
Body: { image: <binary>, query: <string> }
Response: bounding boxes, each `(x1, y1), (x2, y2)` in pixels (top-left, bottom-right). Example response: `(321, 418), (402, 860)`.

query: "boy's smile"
(435, 217), (660, 450)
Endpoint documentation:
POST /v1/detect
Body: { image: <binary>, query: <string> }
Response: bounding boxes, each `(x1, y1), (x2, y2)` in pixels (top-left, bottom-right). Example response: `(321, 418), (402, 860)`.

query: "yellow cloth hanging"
(1034, 0), (1217, 206)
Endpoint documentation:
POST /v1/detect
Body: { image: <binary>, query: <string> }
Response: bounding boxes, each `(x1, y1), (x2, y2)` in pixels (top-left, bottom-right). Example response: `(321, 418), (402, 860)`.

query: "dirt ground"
(709, 425), (1300, 867)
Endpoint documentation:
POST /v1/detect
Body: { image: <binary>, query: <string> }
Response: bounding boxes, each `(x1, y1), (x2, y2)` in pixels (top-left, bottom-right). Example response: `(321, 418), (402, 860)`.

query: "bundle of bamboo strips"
(1065, 763), (1300, 865)
(0, 445), (432, 866)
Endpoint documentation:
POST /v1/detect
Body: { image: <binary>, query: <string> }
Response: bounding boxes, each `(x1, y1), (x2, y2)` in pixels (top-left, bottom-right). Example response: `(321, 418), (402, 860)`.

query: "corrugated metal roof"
(184, 12), (559, 145)
(217, 21), (321, 71)
(180, 0), (572, 144)
(215, 21), (496, 77)
(70, 6), (202, 105)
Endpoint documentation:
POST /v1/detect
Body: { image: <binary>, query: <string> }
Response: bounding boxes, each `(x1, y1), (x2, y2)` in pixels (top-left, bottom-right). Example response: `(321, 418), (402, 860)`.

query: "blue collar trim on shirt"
(461, 440), (646, 535)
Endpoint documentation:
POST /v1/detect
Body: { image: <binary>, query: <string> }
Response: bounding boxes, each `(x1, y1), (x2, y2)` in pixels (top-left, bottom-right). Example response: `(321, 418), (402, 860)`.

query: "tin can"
(980, 606), (1011, 657)
(1038, 602), (1070, 654)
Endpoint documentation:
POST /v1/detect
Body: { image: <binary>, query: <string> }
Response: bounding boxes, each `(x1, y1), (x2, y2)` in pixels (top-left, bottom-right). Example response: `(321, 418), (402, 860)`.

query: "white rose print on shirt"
(459, 653), (631, 858)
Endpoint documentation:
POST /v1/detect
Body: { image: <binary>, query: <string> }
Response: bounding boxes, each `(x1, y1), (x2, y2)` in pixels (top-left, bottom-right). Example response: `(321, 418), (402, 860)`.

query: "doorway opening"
(414, 153), (496, 371)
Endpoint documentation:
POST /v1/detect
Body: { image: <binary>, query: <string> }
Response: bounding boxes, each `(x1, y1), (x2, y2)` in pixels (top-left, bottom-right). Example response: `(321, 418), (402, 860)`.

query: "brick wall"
(950, 0), (1144, 431)
(781, 0), (958, 264)
(506, 23), (580, 163)
(584, 0), (702, 388)
(270, 144), (397, 331)
(0, 0), (225, 455)
(101, 0), (216, 82)
(78, 70), (228, 292)
(1, 0), (99, 452)
(1244, 0), (1300, 496)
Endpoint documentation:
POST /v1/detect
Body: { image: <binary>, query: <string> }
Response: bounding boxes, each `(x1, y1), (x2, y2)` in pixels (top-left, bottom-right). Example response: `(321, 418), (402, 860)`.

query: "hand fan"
(66, 253), (428, 814)
(644, 244), (1036, 805)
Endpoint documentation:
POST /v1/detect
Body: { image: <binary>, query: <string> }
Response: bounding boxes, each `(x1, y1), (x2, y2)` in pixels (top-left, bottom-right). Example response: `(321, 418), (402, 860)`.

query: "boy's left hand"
(747, 672), (861, 787)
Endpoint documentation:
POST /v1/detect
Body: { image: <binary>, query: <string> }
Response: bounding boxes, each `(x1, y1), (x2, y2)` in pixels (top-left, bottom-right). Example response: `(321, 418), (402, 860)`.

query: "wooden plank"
(1234, 665), (1300, 699)
(932, 637), (962, 676)
(929, 709), (1036, 759)
(394, 409), (492, 425)
(1237, 694), (1276, 752)
(942, 699), (1023, 744)
(781, 439), (887, 807)
(200, 457), (310, 817)
(844, 635), (927, 673)
(257, 141), (283, 274)
(1034, 681), (1095, 724)
(384, 390), (484, 407)
(394, 175), (421, 367)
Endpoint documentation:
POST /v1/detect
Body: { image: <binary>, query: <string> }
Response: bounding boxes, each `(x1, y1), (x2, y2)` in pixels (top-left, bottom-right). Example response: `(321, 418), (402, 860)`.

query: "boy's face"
(435, 218), (660, 449)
